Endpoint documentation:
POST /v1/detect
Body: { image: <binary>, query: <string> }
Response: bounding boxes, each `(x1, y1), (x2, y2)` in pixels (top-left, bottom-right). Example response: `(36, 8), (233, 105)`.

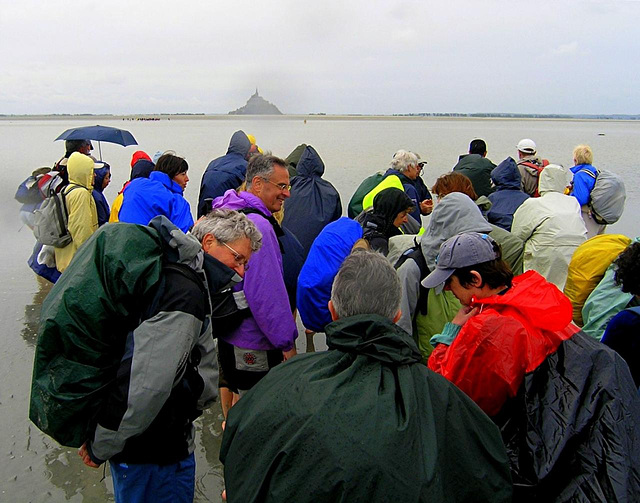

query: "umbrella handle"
(98, 142), (102, 161)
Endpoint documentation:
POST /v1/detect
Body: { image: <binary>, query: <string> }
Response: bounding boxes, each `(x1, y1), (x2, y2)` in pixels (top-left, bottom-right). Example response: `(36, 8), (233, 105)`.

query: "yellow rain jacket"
(563, 234), (631, 326)
(54, 153), (98, 272)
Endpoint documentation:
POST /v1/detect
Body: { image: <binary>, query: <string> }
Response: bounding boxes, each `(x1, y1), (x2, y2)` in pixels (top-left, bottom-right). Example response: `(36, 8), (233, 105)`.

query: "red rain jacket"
(428, 270), (577, 417)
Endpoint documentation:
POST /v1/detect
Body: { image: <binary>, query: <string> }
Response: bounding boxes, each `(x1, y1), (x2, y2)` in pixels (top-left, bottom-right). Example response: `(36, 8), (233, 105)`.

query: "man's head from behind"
(329, 249), (401, 322)
(516, 138), (537, 158)
(192, 209), (262, 277)
(245, 154), (291, 213)
(469, 139), (487, 156)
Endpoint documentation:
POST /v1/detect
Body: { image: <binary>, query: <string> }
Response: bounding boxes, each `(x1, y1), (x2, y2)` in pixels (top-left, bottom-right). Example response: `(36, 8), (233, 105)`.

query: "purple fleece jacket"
(211, 190), (297, 351)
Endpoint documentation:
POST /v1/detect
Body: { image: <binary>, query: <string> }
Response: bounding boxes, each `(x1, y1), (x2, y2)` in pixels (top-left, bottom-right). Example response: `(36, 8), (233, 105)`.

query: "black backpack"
(394, 240), (431, 316)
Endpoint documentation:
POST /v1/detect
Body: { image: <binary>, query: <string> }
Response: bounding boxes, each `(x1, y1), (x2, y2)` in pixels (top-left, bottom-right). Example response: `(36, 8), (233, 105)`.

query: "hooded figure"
(109, 159), (155, 223)
(198, 131), (252, 217)
(356, 187), (414, 256)
(92, 162), (111, 226)
(54, 152), (98, 272)
(487, 157), (530, 231)
(296, 218), (364, 333)
(512, 164), (587, 290)
(281, 146), (342, 257)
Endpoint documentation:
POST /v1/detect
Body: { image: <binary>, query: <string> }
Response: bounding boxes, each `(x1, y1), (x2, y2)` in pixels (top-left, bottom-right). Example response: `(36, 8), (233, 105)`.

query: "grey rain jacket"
(87, 218), (233, 465)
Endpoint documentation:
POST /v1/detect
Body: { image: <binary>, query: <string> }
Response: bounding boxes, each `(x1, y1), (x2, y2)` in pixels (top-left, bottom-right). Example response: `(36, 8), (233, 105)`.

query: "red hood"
(130, 150), (151, 168)
(472, 270), (573, 332)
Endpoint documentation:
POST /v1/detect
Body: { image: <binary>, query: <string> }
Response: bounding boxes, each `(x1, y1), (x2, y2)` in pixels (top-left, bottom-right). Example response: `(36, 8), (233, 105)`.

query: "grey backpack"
(33, 184), (82, 247)
(579, 168), (626, 225)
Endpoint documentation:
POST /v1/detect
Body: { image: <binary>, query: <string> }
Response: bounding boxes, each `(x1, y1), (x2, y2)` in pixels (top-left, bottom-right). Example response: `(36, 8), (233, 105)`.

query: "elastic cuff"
(86, 442), (106, 466)
(430, 322), (462, 347)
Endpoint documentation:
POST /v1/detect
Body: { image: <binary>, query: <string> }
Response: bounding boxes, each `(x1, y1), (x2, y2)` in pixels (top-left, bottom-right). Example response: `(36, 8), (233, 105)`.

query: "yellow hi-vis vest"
(362, 174), (425, 236)
(362, 174), (404, 211)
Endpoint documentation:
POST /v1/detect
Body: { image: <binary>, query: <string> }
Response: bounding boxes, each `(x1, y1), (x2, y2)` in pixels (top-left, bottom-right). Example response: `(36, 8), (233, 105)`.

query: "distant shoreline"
(0, 113), (638, 122)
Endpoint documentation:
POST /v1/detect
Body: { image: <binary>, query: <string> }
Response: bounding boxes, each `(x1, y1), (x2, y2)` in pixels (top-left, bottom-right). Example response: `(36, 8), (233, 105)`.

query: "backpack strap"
(519, 161), (546, 175)
(394, 241), (431, 316)
(578, 168), (597, 180)
(238, 207), (285, 253)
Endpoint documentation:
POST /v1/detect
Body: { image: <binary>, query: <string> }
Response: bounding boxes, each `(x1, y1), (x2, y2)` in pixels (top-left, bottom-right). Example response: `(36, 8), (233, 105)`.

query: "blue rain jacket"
(297, 218), (363, 332)
(119, 171), (193, 233)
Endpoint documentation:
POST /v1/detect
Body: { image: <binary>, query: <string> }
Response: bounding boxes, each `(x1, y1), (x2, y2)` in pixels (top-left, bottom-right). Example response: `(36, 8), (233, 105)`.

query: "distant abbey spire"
(229, 89), (283, 115)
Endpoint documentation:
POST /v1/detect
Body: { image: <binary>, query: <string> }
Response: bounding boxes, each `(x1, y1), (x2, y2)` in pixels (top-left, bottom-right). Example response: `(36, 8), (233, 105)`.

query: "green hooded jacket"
(220, 315), (512, 502)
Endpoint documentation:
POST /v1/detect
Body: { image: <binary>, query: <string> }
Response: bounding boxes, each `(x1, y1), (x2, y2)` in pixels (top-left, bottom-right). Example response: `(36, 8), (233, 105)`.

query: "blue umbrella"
(55, 125), (138, 160)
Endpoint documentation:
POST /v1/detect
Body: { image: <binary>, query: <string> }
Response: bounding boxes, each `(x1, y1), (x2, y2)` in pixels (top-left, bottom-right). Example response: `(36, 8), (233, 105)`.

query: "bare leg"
(220, 387), (234, 420)
(305, 329), (316, 353)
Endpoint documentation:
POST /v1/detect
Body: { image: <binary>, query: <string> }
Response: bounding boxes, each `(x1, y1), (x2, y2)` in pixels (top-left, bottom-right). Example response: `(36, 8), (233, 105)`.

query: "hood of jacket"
(491, 157), (522, 190)
(296, 145), (325, 177)
(372, 187), (414, 223)
(421, 192), (493, 270)
(67, 152), (95, 189)
(474, 270), (573, 332)
(226, 130), (252, 158)
(148, 215), (202, 265)
(325, 314), (423, 364)
(131, 159), (155, 180)
(93, 163), (110, 193)
(538, 164), (569, 196)
(211, 188), (272, 216)
(130, 150), (151, 168)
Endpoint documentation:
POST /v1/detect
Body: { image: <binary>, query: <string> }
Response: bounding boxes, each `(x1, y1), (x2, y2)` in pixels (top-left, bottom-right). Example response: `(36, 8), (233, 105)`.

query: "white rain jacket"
(512, 165), (587, 290)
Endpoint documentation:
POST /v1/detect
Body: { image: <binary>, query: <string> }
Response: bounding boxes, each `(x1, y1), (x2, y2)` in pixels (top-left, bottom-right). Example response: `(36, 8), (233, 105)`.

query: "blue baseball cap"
(421, 233), (499, 290)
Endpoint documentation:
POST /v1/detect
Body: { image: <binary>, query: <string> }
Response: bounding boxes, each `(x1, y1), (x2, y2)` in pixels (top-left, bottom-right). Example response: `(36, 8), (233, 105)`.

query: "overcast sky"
(1, 0), (639, 115)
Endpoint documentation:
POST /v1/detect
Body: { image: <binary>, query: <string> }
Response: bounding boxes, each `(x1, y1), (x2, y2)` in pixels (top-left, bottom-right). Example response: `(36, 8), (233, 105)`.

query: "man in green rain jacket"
(220, 249), (512, 502)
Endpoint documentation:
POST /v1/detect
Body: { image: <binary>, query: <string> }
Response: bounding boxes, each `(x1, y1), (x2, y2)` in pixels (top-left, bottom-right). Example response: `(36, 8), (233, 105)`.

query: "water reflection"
(21, 275), (51, 347)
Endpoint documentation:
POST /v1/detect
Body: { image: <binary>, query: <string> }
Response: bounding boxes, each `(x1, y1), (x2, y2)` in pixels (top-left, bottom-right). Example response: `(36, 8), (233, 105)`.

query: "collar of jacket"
(149, 215), (201, 264)
(149, 170), (184, 195)
(202, 253), (241, 294)
(385, 168), (414, 186)
(325, 314), (422, 364)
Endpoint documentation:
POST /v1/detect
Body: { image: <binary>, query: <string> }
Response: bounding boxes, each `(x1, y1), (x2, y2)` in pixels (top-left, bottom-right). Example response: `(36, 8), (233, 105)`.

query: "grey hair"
(245, 154), (287, 189)
(330, 249), (401, 320)
(390, 149), (419, 173)
(191, 209), (262, 252)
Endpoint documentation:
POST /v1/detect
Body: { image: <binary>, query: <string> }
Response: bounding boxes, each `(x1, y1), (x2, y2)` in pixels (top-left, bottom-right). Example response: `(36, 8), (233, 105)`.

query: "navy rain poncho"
(487, 157), (530, 231)
(281, 145), (342, 257)
(92, 162), (111, 226)
(198, 130), (252, 217)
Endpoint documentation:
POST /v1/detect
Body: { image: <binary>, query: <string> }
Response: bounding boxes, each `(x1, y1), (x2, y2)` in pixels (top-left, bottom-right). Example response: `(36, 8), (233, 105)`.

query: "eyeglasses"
(261, 177), (291, 192)
(221, 241), (250, 270)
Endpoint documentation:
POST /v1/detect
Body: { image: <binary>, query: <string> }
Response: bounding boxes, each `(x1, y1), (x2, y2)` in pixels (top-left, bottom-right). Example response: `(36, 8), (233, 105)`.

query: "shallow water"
(1, 116), (638, 501)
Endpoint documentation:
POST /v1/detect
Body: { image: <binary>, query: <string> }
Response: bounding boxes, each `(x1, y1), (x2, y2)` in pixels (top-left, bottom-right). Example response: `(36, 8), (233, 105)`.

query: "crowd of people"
(19, 131), (640, 502)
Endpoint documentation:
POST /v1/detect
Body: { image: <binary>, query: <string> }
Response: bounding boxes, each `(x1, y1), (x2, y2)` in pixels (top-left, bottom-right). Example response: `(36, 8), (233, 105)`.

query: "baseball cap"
(516, 139), (537, 154)
(421, 232), (499, 290)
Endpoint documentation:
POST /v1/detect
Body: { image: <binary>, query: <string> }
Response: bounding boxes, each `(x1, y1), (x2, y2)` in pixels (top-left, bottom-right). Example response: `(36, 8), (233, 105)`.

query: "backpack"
(578, 168), (626, 225)
(394, 240), (431, 316)
(32, 184), (82, 247)
(347, 171), (385, 218)
(519, 159), (549, 197)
